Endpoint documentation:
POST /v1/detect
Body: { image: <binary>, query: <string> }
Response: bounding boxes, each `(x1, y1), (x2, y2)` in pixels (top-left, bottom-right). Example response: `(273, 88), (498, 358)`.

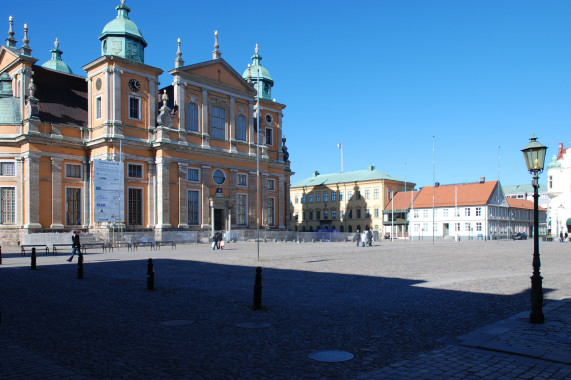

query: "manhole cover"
(236, 322), (271, 329)
(308, 350), (354, 362)
(160, 320), (194, 326)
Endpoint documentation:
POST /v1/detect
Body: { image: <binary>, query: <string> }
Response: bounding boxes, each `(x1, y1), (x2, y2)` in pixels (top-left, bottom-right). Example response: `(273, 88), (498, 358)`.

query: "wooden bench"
(52, 244), (74, 254)
(156, 241), (176, 250)
(133, 240), (155, 250)
(21, 244), (50, 256)
(81, 242), (107, 254)
(108, 242), (132, 251)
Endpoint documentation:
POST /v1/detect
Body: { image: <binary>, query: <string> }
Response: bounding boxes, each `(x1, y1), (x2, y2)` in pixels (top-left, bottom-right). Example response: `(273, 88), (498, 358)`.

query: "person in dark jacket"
(67, 231), (81, 262)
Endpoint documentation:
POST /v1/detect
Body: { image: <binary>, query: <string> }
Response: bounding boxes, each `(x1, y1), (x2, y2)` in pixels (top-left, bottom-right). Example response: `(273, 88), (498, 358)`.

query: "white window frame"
(0, 186), (16, 225)
(210, 105), (226, 140)
(65, 186), (82, 226)
(187, 167), (200, 182)
(127, 163), (144, 179)
(187, 189), (201, 226)
(96, 96), (102, 119)
(476, 207), (481, 217)
(127, 187), (144, 226)
(237, 173), (248, 187)
(331, 192), (336, 202)
(465, 207), (471, 217)
(0, 161), (15, 176)
(128, 96), (141, 120)
(65, 163), (82, 179)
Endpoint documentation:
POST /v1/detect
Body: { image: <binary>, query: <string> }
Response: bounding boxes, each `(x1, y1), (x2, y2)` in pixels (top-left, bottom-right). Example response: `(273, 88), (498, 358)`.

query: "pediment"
(172, 58), (255, 95)
(0, 46), (20, 72)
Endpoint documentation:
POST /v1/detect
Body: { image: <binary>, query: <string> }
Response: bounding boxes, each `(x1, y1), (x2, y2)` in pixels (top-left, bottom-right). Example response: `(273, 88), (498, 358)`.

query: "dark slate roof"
(33, 65), (87, 127)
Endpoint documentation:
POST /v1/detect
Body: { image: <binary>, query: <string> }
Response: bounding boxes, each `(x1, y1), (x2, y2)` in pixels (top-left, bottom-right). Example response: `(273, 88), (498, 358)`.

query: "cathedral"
(0, 1), (291, 243)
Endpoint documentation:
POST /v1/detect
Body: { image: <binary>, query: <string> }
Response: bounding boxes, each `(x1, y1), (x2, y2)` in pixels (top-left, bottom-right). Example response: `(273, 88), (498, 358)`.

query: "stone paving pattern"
(0, 240), (570, 379)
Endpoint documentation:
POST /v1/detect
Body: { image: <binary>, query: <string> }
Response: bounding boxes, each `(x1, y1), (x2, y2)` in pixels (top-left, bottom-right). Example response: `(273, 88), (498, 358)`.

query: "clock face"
(265, 114), (273, 123)
(128, 78), (140, 92)
(212, 169), (226, 185)
(95, 78), (102, 91)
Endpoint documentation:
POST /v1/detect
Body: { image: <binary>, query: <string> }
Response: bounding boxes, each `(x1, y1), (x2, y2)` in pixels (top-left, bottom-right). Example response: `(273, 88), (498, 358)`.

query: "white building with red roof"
(386, 178), (546, 240)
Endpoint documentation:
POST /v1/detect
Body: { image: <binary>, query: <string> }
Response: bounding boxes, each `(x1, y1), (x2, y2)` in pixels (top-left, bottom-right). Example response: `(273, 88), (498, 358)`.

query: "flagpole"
(338, 142), (344, 173)
(256, 69), (260, 261)
(404, 162), (407, 240)
(432, 136), (435, 245)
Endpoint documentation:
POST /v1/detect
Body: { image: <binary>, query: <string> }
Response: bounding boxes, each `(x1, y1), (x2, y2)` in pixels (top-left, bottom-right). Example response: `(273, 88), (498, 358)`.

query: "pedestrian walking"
(560, 231), (564, 243)
(212, 232), (218, 250)
(67, 230), (81, 262)
(355, 230), (360, 247)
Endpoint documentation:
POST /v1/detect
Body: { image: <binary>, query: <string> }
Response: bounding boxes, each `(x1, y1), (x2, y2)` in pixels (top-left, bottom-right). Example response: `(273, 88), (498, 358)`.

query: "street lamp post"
(521, 133), (547, 324)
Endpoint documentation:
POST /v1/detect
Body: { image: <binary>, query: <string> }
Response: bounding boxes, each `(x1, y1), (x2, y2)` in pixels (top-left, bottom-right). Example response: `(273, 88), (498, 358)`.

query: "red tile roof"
(386, 191), (419, 210)
(506, 197), (546, 211)
(412, 181), (498, 208)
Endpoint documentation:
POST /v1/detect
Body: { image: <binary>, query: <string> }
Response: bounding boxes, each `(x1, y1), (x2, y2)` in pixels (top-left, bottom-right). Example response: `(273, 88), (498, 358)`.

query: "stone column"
(178, 162), (189, 228)
(155, 158), (172, 229)
(50, 158), (64, 229)
(16, 157), (24, 227)
(24, 155), (42, 229)
(201, 165), (211, 228)
(147, 161), (157, 227)
(201, 89), (210, 148)
(229, 96), (236, 152)
(278, 175), (285, 229)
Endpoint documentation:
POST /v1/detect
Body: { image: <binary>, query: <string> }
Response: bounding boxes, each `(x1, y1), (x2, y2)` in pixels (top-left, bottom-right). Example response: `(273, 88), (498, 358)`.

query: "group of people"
(355, 229), (374, 247)
(212, 231), (225, 250)
(559, 231), (569, 243)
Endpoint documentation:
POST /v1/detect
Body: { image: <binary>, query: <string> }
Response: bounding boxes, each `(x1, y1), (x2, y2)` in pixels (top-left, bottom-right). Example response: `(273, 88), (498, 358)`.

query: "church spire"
(6, 16), (16, 47)
(212, 30), (221, 60)
(175, 38), (184, 68)
(20, 23), (32, 56)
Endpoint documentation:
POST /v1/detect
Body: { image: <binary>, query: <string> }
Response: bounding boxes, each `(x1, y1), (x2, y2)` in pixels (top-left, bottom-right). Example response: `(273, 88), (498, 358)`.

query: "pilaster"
(201, 89), (210, 148)
(178, 162), (189, 228)
(24, 155), (42, 229)
(148, 161), (157, 227)
(229, 96), (237, 152)
(201, 165), (211, 228)
(155, 158), (172, 229)
(278, 175), (285, 229)
(50, 158), (64, 229)
(16, 157), (23, 227)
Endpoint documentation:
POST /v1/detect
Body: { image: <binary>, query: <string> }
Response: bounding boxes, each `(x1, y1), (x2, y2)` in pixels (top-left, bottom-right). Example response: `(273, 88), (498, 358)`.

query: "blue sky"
(6, 0), (570, 188)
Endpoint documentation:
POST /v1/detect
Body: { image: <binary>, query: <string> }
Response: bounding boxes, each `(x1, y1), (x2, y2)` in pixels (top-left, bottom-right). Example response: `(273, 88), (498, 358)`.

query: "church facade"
(0, 1), (291, 243)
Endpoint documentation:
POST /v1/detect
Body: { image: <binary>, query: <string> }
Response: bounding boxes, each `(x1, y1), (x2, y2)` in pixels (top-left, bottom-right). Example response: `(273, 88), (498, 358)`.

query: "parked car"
(513, 232), (528, 240)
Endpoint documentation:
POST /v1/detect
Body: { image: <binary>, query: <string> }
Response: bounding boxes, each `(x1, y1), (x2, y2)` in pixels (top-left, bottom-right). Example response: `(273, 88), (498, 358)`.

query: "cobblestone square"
(1, 239), (570, 379)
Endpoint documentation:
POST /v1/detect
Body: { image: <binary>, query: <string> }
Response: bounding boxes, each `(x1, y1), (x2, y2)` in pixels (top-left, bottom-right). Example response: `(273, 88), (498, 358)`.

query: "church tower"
(243, 44), (274, 100)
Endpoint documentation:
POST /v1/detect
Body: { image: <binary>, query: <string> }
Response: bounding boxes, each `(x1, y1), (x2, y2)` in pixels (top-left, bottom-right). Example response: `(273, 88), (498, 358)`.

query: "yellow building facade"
(290, 167), (414, 234)
(0, 2), (291, 243)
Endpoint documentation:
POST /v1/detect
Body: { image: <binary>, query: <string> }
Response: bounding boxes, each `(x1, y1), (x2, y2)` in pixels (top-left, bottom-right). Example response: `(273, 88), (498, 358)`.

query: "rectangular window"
(455, 223), (460, 231)
(414, 223), (419, 232)
(188, 190), (200, 225)
(476, 222), (482, 231)
(128, 188), (143, 225)
(65, 188), (81, 226)
(309, 211), (313, 220)
(238, 174), (248, 187)
(301, 194), (305, 203)
(356, 191), (361, 200)
(1, 187), (15, 224)
(187, 103), (199, 132)
(348, 191), (352, 200)
(295, 212), (299, 221)
(465, 208), (471, 217)
(316, 211), (321, 220)
(129, 96), (141, 120)
(237, 194), (247, 226)
(268, 179), (275, 191)
(331, 192), (336, 201)
(357, 209), (361, 218)
(96, 96), (102, 119)
(332, 210), (336, 219)
(0, 162), (15, 176)
(265, 127), (273, 146)
(308, 194), (313, 203)
(65, 163), (82, 179)
(414, 210), (419, 218)
(476, 207), (481, 217)
(348, 209), (352, 219)
(128, 163), (143, 179)
(365, 190), (370, 199)
(423, 210), (428, 218)
(339, 192), (344, 201)
(374, 208), (379, 218)
(187, 168), (200, 182)
(324, 193), (328, 202)
(465, 222), (471, 231)
(374, 189), (379, 199)
(549, 176), (553, 189)
(365, 209), (370, 218)
(316, 193), (321, 202)
(210, 105), (226, 140)
(324, 210), (329, 219)
(340, 210), (344, 219)
(422, 223), (428, 231)
(294, 195), (299, 204)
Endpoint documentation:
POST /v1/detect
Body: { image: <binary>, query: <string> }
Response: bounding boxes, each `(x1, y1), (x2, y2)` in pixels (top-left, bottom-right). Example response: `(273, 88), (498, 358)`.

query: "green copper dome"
(99, 0), (147, 63)
(41, 38), (73, 74)
(243, 44), (274, 100)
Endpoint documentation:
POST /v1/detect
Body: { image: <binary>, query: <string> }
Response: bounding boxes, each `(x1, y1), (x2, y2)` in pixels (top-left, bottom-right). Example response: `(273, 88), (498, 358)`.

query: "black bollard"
(77, 253), (84, 279)
(31, 247), (37, 270)
(147, 258), (154, 291)
(253, 267), (263, 310)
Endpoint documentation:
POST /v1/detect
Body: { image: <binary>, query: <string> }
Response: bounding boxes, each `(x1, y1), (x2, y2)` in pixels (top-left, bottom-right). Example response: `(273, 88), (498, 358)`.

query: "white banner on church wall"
(93, 160), (124, 223)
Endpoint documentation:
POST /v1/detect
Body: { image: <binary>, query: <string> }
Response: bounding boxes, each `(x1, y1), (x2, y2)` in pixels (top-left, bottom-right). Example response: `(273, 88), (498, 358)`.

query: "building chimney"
(480, 177), (485, 183)
(313, 171), (319, 177)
